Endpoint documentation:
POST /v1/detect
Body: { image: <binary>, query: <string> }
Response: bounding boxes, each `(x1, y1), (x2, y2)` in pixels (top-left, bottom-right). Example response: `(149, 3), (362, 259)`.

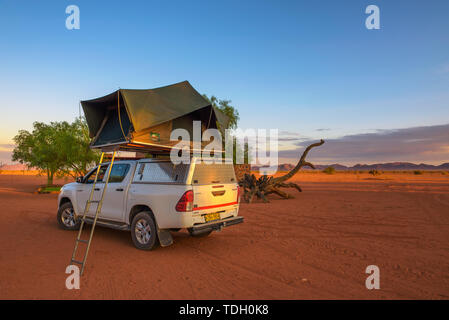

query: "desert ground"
(0, 171), (448, 299)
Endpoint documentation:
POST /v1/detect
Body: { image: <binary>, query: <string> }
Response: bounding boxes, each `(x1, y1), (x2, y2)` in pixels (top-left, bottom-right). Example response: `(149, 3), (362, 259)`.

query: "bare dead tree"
(239, 139), (324, 203)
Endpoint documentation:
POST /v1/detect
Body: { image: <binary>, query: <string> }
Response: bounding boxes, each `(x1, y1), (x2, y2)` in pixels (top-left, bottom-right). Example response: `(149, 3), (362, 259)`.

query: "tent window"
(92, 107), (131, 146)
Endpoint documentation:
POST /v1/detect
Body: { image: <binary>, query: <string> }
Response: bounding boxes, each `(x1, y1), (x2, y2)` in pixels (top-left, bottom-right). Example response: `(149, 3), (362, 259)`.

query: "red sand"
(0, 172), (448, 299)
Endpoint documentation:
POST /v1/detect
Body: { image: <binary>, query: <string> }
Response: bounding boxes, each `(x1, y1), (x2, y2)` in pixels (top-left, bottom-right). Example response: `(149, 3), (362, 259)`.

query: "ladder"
(70, 151), (116, 275)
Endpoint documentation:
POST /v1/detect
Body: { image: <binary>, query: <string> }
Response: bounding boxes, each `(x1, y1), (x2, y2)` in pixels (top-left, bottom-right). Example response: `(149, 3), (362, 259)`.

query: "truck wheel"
(57, 202), (80, 230)
(131, 211), (159, 250)
(187, 228), (212, 237)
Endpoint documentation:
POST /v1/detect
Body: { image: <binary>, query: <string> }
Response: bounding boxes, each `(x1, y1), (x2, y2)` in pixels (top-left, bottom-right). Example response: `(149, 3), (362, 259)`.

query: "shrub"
(323, 166), (336, 174)
(369, 169), (381, 176)
(413, 170), (423, 175)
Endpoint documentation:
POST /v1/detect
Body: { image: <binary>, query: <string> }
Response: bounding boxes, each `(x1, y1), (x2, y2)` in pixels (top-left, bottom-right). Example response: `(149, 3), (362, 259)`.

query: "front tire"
(130, 211), (159, 250)
(57, 202), (80, 230)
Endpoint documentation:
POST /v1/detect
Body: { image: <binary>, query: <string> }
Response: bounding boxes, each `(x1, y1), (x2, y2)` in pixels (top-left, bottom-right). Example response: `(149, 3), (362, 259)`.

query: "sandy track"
(0, 173), (448, 299)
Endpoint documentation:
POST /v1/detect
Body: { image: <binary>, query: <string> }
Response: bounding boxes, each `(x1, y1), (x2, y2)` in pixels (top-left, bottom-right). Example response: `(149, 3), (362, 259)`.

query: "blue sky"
(0, 0), (448, 164)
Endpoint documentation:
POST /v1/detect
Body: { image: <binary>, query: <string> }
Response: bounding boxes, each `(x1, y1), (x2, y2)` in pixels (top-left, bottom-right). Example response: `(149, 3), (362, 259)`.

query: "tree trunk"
(47, 169), (54, 186)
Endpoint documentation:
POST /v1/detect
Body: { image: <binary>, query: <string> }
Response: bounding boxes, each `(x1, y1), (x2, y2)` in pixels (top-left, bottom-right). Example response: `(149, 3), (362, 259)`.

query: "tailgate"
(192, 183), (238, 214)
(189, 161), (240, 222)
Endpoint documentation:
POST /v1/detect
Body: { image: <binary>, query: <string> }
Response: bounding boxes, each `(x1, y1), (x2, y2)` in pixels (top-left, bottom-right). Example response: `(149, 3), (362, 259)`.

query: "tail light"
(176, 190), (194, 212)
(237, 185), (242, 203)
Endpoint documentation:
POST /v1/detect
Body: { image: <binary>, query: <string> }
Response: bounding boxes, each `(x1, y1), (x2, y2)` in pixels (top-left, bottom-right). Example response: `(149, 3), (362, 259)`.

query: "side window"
(108, 164), (130, 183)
(84, 165), (108, 184)
(134, 162), (188, 183)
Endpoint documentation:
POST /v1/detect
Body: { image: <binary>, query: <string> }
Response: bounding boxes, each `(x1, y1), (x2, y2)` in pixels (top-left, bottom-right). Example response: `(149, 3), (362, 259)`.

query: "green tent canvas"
(81, 81), (229, 153)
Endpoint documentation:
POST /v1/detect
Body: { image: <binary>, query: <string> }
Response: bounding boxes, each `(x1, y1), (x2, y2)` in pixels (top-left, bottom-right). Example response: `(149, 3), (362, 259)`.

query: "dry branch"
(239, 139), (324, 203)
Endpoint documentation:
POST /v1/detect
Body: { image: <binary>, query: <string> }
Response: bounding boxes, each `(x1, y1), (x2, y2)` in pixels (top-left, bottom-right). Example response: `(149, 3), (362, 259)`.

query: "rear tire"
(187, 228), (212, 237)
(57, 202), (80, 230)
(130, 211), (159, 250)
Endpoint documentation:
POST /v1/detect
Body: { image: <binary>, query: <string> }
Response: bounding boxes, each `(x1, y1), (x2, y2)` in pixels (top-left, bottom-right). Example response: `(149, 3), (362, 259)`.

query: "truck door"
(98, 163), (132, 222)
(75, 165), (107, 217)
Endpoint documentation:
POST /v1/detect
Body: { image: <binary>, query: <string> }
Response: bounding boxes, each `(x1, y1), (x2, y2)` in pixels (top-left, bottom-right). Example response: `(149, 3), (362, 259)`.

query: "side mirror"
(76, 176), (84, 183)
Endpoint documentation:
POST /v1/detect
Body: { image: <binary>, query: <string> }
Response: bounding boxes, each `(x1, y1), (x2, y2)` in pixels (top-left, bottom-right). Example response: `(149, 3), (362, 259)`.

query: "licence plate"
(204, 212), (220, 222)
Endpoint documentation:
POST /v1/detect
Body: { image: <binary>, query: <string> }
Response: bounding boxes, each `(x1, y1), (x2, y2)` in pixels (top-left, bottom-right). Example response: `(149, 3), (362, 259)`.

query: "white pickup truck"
(57, 158), (243, 250)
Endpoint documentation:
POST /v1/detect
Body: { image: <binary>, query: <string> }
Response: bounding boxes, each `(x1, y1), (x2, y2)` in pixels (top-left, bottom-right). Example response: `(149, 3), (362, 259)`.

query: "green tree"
(13, 122), (66, 185)
(202, 94), (239, 130)
(202, 94), (250, 164)
(12, 118), (98, 185)
(62, 117), (99, 179)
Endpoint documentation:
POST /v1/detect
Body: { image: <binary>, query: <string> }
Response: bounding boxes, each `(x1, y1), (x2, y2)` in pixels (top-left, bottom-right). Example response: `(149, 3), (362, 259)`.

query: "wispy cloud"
(277, 131), (310, 143)
(279, 124), (449, 165)
(277, 137), (304, 142)
(279, 131), (299, 136)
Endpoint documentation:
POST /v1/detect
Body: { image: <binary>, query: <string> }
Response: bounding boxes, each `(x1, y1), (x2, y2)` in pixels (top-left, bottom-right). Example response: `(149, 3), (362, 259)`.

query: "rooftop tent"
(81, 81), (230, 153)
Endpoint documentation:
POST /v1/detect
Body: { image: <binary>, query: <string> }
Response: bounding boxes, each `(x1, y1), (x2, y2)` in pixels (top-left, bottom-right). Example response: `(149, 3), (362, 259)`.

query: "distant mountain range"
(254, 162), (449, 172)
(2, 162), (449, 172)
